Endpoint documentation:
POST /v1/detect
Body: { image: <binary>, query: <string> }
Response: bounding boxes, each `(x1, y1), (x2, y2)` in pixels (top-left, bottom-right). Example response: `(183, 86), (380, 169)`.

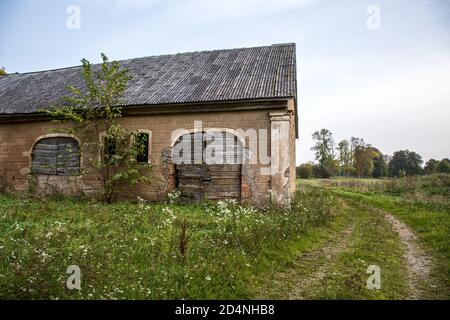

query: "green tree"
(424, 159), (439, 174)
(297, 163), (314, 179)
(437, 158), (450, 173)
(0, 67), (6, 76)
(45, 54), (151, 203)
(337, 139), (353, 176)
(373, 152), (388, 177)
(311, 129), (337, 178)
(388, 150), (423, 176)
(311, 129), (335, 166)
(354, 146), (378, 177)
(350, 136), (365, 167)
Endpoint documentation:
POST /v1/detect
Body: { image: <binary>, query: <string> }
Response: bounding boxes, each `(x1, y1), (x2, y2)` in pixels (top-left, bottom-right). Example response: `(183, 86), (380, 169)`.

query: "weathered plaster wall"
(0, 103), (296, 206)
(288, 99), (297, 195)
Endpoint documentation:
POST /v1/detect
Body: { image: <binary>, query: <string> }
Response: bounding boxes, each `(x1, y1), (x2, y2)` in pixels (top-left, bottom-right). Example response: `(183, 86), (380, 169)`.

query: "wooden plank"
(207, 179), (241, 186)
(32, 155), (56, 164)
(205, 191), (241, 199)
(56, 158), (80, 164)
(34, 147), (58, 154)
(56, 138), (80, 175)
(205, 185), (240, 192)
(178, 183), (203, 189)
(177, 166), (204, 172)
(207, 170), (241, 176)
(33, 149), (57, 156)
(206, 164), (242, 172)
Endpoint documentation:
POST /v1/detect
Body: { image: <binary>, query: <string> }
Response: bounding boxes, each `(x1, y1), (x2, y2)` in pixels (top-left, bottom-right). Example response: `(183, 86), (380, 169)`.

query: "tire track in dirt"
(382, 212), (432, 299)
(258, 198), (434, 299)
(284, 225), (354, 299)
(360, 204), (433, 299)
(256, 217), (355, 300)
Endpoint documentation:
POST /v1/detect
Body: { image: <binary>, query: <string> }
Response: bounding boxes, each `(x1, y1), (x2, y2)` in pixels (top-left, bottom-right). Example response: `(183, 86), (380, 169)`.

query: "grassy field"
(256, 194), (411, 299)
(0, 174), (448, 299)
(307, 175), (449, 270)
(0, 188), (335, 299)
(297, 174), (450, 299)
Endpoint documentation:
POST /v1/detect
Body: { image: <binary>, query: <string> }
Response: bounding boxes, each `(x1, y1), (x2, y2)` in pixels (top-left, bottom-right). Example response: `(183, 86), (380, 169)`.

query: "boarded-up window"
(31, 137), (80, 176)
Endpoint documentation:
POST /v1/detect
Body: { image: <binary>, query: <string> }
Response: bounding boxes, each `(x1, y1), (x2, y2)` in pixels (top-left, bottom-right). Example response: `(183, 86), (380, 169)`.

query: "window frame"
(135, 130), (152, 165)
(99, 130), (152, 165)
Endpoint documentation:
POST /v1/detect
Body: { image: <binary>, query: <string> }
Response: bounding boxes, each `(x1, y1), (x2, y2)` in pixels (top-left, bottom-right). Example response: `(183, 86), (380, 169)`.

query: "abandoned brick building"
(0, 43), (297, 206)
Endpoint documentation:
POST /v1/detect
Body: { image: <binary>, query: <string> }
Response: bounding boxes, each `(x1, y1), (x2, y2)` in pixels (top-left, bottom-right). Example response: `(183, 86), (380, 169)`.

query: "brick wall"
(0, 103), (296, 206)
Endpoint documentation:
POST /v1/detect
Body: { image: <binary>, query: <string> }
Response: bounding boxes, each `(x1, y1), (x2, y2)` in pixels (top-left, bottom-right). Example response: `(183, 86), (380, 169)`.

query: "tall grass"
(318, 174), (450, 298)
(314, 174), (450, 206)
(0, 187), (335, 299)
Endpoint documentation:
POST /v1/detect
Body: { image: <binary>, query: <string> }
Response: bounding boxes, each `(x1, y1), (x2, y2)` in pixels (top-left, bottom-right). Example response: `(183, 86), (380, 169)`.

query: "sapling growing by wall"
(45, 54), (151, 203)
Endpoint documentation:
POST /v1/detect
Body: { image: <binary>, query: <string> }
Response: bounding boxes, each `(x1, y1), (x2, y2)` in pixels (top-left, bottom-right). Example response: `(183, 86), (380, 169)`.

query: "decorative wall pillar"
(269, 111), (291, 207)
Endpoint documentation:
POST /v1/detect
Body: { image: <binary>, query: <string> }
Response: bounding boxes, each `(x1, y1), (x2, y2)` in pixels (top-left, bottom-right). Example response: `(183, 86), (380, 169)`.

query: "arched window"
(31, 137), (80, 176)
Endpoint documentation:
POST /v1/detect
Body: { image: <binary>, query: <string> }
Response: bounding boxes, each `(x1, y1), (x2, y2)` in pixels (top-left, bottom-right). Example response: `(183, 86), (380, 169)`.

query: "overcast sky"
(1, 0), (449, 164)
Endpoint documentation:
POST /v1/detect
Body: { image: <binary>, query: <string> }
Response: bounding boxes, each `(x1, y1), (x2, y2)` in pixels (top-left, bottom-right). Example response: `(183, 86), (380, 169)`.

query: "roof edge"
(0, 97), (294, 122)
(3, 43), (296, 77)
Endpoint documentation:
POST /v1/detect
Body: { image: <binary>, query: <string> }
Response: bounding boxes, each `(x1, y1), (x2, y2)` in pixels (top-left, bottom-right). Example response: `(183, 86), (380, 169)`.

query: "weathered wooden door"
(176, 164), (206, 201)
(175, 132), (242, 202)
(203, 164), (241, 200)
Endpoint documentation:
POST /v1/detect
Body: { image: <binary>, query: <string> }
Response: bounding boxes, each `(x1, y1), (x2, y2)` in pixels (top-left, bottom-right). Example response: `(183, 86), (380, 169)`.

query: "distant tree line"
(297, 128), (450, 179)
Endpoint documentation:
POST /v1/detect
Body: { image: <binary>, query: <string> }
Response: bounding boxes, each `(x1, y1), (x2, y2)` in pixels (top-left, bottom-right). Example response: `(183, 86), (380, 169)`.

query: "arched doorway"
(172, 130), (243, 202)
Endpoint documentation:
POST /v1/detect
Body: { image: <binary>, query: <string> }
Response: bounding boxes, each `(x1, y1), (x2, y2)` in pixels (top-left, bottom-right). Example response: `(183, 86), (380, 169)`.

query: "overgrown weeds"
(0, 187), (336, 299)
(311, 174), (449, 206)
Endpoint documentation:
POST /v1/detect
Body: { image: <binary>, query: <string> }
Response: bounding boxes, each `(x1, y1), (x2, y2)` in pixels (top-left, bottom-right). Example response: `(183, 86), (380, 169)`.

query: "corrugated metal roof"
(0, 43), (296, 115)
